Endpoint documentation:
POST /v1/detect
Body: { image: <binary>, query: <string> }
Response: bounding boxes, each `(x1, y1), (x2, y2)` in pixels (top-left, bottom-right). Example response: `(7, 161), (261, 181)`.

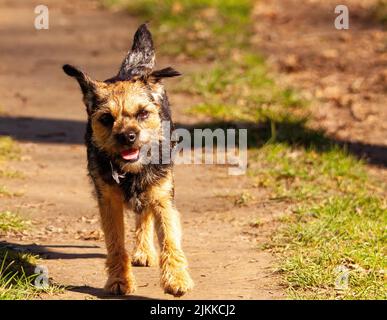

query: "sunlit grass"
(0, 211), (28, 234)
(276, 195), (387, 300)
(0, 169), (23, 179)
(249, 143), (373, 201)
(0, 136), (23, 197)
(181, 54), (306, 123)
(102, 0), (252, 59)
(253, 143), (386, 299)
(0, 137), (19, 162)
(0, 249), (37, 300)
(0, 248), (63, 300)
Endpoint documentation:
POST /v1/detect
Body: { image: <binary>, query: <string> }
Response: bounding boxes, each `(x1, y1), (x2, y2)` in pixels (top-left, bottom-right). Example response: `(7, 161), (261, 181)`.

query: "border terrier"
(63, 24), (193, 297)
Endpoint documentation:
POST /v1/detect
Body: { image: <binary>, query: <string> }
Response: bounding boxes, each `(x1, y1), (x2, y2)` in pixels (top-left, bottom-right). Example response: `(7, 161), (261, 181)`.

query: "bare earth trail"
(0, 0), (284, 299)
(253, 0), (387, 169)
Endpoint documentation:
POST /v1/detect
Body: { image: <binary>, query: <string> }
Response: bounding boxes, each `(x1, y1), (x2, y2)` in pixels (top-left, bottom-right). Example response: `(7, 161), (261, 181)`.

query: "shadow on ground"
(0, 115), (386, 167)
(67, 285), (159, 300)
(0, 241), (106, 260)
(0, 116), (85, 144)
(0, 241), (158, 300)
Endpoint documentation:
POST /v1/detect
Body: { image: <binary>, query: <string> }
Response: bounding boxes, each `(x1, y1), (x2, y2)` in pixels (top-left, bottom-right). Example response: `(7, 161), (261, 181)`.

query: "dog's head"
(63, 24), (180, 173)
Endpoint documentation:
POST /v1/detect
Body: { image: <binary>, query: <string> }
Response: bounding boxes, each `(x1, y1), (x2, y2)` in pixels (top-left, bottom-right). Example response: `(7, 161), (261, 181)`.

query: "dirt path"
(0, 0), (284, 299)
(252, 0), (387, 169)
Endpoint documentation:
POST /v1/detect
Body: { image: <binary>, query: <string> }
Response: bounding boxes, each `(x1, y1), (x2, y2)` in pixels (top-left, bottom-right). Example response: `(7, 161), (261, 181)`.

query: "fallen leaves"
(279, 54), (302, 73)
(75, 229), (104, 241)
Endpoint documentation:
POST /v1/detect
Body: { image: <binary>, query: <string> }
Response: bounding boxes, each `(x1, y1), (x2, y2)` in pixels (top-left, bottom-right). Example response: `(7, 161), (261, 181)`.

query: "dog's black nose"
(115, 131), (137, 145)
(128, 132), (136, 143)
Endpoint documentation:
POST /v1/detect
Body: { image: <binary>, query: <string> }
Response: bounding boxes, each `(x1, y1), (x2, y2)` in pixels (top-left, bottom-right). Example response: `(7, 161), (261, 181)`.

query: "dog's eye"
(137, 109), (149, 120)
(99, 113), (114, 127)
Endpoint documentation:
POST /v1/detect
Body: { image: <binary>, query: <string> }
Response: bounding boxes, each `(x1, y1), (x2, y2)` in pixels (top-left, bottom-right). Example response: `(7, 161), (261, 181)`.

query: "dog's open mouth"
(121, 148), (140, 162)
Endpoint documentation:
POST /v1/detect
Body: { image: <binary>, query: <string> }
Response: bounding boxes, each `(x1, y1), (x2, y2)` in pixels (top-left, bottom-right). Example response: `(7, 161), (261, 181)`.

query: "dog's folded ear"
(150, 67), (182, 81)
(63, 64), (106, 113)
(63, 64), (85, 79)
(63, 64), (97, 96)
(118, 23), (156, 80)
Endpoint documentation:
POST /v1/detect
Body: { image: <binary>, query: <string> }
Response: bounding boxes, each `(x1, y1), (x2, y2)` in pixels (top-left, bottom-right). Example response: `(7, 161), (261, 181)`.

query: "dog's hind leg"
(132, 211), (157, 267)
(148, 174), (194, 297)
(97, 181), (136, 295)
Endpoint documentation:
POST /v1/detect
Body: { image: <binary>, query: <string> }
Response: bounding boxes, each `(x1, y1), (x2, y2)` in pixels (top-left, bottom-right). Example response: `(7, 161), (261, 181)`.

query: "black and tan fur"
(63, 24), (193, 296)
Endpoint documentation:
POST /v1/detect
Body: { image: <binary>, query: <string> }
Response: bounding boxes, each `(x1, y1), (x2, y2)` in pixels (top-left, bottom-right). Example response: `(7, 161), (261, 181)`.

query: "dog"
(62, 24), (193, 297)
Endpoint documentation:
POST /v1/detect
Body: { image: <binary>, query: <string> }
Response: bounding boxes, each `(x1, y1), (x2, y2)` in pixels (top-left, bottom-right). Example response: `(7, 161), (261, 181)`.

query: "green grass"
(0, 211), (28, 234)
(0, 169), (23, 179)
(0, 248), (62, 300)
(0, 136), (19, 162)
(0, 136), (51, 300)
(249, 143), (375, 201)
(251, 143), (387, 299)
(0, 249), (37, 300)
(277, 195), (386, 300)
(0, 136), (22, 197)
(0, 211), (60, 299)
(181, 54), (306, 123)
(0, 137), (44, 300)
(102, 0), (252, 59)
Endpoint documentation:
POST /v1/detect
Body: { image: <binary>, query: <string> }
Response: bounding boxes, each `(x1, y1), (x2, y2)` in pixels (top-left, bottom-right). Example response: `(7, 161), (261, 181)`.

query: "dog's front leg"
(154, 205), (194, 296)
(148, 176), (194, 297)
(132, 210), (157, 267)
(97, 182), (136, 295)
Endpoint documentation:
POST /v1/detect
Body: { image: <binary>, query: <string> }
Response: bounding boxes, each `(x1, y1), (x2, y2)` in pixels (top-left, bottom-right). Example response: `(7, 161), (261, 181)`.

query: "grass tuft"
(0, 249), (37, 300)
(0, 136), (22, 196)
(0, 137), (19, 162)
(0, 211), (28, 234)
(0, 248), (63, 300)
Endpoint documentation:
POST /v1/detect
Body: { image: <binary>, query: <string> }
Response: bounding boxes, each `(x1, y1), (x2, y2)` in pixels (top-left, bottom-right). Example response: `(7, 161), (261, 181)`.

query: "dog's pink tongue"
(121, 148), (139, 160)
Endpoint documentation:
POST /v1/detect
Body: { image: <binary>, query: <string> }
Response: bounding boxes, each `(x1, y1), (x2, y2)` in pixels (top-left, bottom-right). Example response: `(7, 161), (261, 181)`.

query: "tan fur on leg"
(132, 211), (157, 267)
(148, 174), (194, 297)
(97, 180), (136, 295)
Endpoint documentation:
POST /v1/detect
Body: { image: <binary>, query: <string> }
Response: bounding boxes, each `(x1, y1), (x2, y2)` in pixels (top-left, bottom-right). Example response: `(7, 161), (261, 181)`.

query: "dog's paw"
(132, 249), (157, 267)
(104, 276), (136, 295)
(161, 267), (194, 297)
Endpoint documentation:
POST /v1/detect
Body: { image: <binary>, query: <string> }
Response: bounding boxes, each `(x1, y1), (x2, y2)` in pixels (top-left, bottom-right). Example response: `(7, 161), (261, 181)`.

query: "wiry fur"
(118, 24), (156, 79)
(63, 24), (193, 297)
